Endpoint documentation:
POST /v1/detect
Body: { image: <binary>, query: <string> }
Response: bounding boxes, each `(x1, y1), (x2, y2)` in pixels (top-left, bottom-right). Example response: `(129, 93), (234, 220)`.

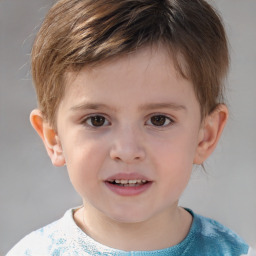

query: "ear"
(30, 109), (66, 167)
(193, 104), (228, 164)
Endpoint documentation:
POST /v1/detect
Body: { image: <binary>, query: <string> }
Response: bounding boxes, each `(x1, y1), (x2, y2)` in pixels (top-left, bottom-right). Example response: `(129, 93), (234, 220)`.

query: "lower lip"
(104, 181), (152, 196)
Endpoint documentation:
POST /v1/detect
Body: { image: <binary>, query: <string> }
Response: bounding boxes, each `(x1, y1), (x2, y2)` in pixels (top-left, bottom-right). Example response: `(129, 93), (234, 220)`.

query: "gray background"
(0, 0), (255, 254)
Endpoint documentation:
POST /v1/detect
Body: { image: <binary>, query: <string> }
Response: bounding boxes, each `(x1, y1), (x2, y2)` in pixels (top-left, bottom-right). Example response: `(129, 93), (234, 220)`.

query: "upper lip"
(105, 173), (152, 182)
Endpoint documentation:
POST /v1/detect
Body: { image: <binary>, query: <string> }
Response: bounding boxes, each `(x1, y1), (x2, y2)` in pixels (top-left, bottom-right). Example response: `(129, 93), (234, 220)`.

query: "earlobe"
(193, 104), (228, 165)
(30, 109), (66, 167)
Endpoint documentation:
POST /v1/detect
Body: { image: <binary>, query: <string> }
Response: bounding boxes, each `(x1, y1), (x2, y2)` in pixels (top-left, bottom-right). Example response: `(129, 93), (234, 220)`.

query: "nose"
(109, 126), (146, 164)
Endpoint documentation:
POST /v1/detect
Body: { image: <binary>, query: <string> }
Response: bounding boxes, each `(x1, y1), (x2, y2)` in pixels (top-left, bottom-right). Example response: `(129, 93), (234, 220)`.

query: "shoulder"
(6, 209), (75, 256)
(190, 210), (250, 256)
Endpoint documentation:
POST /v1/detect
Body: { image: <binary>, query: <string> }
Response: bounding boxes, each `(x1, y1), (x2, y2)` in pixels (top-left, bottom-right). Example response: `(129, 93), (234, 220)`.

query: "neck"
(74, 204), (192, 251)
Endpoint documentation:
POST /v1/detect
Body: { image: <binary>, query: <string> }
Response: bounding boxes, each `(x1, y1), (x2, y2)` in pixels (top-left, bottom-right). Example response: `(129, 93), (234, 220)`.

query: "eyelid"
(145, 113), (175, 127)
(81, 114), (111, 127)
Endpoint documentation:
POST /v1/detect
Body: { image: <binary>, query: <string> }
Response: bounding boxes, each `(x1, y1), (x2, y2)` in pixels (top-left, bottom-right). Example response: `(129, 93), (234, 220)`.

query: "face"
(56, 46), (203, 224)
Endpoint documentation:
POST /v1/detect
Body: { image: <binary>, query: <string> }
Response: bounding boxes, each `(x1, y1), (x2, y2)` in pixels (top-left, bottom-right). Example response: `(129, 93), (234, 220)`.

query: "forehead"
(65, 45), (187, 88)
(61, 45), (198, 112)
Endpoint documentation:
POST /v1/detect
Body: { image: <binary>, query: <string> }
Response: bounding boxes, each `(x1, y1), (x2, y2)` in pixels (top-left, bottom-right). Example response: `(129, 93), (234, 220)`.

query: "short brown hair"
(31, 0), (229, 127)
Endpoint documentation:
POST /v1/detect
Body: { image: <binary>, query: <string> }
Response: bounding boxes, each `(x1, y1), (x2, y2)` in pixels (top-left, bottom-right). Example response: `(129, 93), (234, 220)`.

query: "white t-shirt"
(7, 208), (255, 256)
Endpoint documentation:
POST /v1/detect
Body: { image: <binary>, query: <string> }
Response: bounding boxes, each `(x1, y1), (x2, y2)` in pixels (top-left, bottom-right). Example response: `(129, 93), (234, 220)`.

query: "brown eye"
(86, 115), (109, 127)
(149, 115), (172, 127)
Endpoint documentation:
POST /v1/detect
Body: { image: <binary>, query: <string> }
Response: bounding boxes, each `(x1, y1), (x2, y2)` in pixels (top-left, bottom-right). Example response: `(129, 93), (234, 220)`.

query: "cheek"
(155, 145), (193, 200)
(150, 128), (199, 165)
(63, 137), (109, 195)
(149, 129), (198, 190)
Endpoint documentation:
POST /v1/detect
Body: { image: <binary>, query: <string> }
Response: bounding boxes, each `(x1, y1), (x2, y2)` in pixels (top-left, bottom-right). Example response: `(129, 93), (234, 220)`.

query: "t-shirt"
(7, 208), (256, 256)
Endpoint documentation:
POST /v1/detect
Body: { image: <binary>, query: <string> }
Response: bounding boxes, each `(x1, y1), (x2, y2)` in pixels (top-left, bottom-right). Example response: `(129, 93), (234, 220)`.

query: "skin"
(31, 45), (228, 251)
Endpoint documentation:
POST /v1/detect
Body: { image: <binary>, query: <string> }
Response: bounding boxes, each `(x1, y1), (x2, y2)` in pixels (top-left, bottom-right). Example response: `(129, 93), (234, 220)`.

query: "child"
(7, 0), (255, 255)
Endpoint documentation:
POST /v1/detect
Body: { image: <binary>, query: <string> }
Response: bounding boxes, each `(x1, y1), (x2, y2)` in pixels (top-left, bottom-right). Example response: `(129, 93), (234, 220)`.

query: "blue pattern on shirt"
(7, 208), (250, 256)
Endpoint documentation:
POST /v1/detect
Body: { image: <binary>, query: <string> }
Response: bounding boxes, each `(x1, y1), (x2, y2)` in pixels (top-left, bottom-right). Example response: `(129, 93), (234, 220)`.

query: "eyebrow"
(138, 103), (187, 112)
(70, 103), (117, 112)
(70, 102), (186, 112)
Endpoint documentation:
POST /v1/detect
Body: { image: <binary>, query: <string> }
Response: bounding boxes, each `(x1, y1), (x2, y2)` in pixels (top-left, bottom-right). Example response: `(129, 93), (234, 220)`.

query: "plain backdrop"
(0, 0), (256, 254)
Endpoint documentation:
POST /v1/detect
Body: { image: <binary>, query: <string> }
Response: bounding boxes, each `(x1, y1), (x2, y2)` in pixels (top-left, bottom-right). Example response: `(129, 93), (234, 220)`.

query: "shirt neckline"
(62, 207), (198, 255)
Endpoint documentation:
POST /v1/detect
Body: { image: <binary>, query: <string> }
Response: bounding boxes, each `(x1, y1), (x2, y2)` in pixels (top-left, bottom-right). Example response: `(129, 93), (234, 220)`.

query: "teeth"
(113, 179), (147, 185)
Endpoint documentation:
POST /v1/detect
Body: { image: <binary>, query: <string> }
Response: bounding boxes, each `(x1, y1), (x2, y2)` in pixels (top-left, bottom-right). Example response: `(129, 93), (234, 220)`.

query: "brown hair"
(31, 0), (229, 127)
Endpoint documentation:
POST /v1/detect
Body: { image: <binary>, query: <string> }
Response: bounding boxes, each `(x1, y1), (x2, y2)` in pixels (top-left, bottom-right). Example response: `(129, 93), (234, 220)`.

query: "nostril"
(109, 146), (146, 163)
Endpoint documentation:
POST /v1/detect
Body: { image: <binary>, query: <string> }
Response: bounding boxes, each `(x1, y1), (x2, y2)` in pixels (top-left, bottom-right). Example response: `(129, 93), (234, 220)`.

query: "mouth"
(104, 176), (152, 196)
(106, 179), (149, 187)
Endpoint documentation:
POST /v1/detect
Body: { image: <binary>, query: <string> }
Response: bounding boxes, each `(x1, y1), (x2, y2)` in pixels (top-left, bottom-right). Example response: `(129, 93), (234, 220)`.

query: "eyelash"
(82, 115), (110, 128)
(145, 114), (174, 127)
(82, 114), (174, 128)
